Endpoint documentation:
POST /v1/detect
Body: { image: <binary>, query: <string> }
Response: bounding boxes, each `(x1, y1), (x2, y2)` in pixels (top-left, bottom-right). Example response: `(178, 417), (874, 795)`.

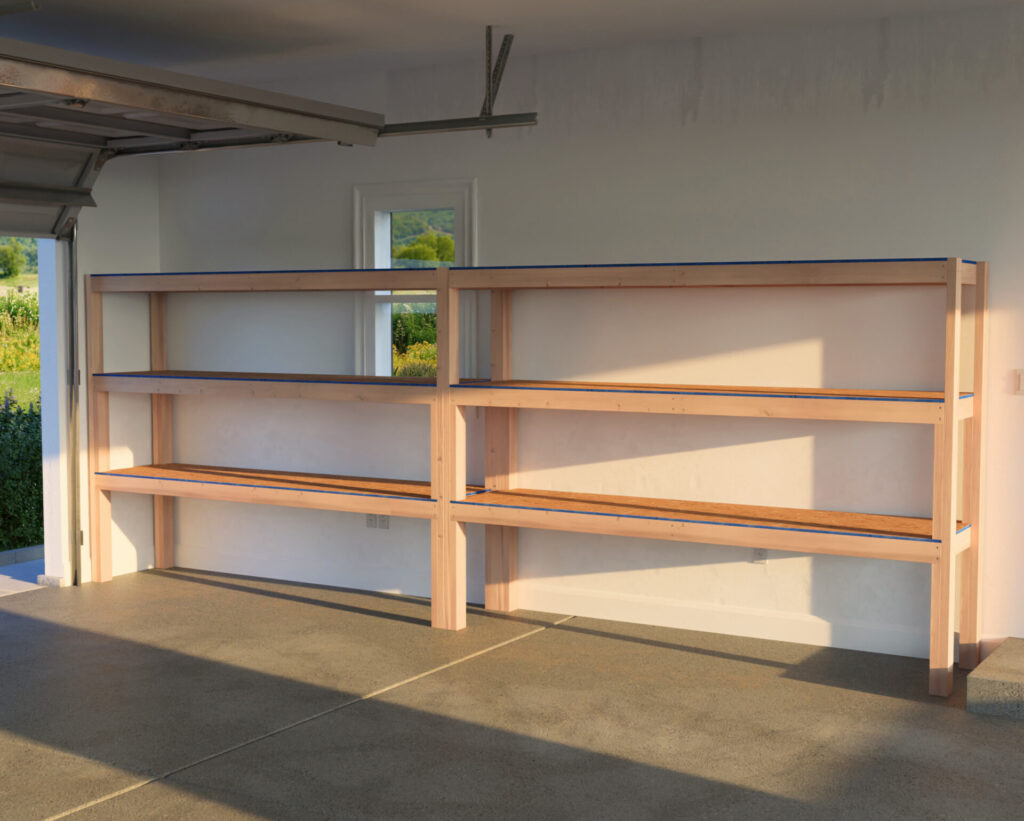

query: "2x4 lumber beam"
(929, 259), (963, 697)
(959, 261), (989, 669)
(431, 269), (466, 630)
(453, 500), (944, 564)
(90, 269), (440, 293)
(149, 294), (174, 570)
(454, 383), (949, 424)
(95, 465), (439, 519)
(93, 370), (437, 405)
(86, 288), (111, 582)
(449, 259), (953, 289)
(485, 289), (519, 612)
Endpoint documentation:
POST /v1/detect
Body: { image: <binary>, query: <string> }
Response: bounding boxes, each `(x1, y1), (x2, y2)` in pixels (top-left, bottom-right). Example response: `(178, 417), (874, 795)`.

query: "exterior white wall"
(39, 239), (69, 582)
(84, 4), (1024, 655)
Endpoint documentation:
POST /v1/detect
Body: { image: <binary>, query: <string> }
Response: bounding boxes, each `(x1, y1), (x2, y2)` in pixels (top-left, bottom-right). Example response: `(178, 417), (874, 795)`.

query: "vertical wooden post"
(431, 269), (466, 630)
(150, 293), (175, 569)
(485, 289), (519, 611)
(959, 261), (988, 669)
(929, 258), (962, 696)
(86, 281), (112, 582)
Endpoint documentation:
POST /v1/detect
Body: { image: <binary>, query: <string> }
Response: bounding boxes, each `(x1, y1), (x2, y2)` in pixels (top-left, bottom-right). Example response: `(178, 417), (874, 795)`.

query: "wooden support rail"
(84, 258), (987, 696)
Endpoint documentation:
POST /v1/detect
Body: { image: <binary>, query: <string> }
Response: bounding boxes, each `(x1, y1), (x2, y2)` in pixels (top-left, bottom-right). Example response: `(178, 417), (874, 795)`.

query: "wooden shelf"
(454, 488), (970, 563)
(454, 379), (975, 424)
(91, 268), (440, 293)
(95, 464), (439, 519)
(450, 258), (978, 290)
(95, 370), (437, 404)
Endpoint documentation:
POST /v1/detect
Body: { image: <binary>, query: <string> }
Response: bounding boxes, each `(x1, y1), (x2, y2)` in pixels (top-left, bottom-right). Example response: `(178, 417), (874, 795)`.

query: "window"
(353, 180), (477, 377)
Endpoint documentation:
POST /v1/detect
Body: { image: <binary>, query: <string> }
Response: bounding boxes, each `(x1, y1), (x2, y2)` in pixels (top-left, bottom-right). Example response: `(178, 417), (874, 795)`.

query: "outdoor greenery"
(0, 289), (42, 549)
(0, 391), (42, 550)
(389, 210), (451, 376)
(0, 237), (38, 291)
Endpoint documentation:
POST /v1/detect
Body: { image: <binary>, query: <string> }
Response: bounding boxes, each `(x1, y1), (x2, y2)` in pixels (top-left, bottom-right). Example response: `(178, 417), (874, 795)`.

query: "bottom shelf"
(95, 463), (438, 518)
(453, 488), (970, 562)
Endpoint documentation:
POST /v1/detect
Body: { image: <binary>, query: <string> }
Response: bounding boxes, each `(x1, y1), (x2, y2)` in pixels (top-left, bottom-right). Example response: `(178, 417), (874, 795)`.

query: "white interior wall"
(73, 158), (162, 582)
(84, 4), (1024, 654)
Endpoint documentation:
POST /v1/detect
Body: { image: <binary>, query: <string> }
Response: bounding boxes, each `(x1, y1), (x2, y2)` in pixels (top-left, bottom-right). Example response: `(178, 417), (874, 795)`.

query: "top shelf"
(450, 258), (978, 289)
(89, 258), (980, 293)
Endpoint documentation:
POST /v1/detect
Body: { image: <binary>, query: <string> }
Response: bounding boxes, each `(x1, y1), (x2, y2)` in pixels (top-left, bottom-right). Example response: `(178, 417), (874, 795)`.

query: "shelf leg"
(483, 289), (520, 612)
(485, 525), (518, 612)
(431, 516), (467, 630)
(929, 258), (963, 697)
(959, 261), (987, 669)
(929, 554), (955, 697)
(86, 284), (112, 583)
(150, 294), (175, 569)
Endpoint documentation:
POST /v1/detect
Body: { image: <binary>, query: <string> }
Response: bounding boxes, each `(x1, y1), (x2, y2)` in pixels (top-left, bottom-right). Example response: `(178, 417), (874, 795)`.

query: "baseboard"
(517, 582), (929, 658)
(0, 544), (44, 567)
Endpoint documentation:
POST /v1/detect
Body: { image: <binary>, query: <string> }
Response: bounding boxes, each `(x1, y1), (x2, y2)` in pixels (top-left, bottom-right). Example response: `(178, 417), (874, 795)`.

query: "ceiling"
(0, 0), (1016, 78)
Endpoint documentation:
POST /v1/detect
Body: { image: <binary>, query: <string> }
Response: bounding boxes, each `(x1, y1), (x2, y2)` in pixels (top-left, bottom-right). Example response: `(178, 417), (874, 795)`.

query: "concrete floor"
(2, 570), (1023, 820)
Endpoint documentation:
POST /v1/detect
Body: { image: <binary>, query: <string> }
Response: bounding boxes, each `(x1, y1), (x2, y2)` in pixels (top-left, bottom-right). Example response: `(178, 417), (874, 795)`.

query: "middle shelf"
(95, 464), (442, 519)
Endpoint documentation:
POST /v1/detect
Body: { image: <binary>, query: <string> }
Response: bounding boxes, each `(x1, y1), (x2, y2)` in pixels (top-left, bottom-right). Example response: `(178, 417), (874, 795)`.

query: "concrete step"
(967, 638), (1024, 719)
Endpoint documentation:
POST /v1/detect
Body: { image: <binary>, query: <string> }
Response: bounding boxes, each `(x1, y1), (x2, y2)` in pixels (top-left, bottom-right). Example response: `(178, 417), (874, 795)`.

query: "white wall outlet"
(365, 514), (377, 529)
(750, 548), (768, 565)
(366, 514), (390, 530)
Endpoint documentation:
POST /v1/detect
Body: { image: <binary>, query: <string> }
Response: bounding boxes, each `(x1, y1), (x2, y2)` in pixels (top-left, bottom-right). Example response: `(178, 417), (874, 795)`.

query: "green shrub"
(392, 308), (437, 355)
(393, 340), (437, 378)
(0, 290), (40, 373)
(0, 390), (43, 550)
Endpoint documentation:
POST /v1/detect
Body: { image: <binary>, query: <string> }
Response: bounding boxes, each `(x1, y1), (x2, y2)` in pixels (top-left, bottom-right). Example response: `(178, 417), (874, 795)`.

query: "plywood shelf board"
(455, 379), (971, 403)
(455, 488), (966, 543)
(98, 370), (435, 387)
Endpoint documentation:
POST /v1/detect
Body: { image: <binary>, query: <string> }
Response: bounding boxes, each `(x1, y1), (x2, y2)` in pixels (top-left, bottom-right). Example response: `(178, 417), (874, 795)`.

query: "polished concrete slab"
(3, 570), (1023, 820)
(968, 638), (1024, 719)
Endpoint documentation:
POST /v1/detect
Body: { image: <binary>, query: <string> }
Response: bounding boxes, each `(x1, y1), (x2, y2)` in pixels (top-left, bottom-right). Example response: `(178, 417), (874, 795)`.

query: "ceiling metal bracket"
(380, 26), (536, 139)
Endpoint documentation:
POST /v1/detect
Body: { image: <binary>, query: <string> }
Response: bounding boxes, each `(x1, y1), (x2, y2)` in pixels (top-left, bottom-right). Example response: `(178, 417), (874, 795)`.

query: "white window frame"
(352, 178), (478, 377)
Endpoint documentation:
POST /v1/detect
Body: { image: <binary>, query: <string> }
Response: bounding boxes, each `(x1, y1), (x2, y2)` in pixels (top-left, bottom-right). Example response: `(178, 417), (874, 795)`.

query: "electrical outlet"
(365, 514), (377, 529)
(377, 515), (390, 530)
(750, 548), (767, 565)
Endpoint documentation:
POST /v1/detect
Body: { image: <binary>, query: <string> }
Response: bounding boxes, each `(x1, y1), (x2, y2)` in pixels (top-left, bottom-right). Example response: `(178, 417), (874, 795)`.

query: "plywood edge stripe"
(449, 257), (965, 271)
(95, 471), (437, 502)
(453, 498), (968, 544)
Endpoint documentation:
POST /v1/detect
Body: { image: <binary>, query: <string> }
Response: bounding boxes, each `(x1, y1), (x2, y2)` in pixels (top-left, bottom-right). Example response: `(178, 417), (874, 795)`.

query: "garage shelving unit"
(87, 257), (987, 697)
(85, 267), (459, 627)
(442, 257), (987, 698)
